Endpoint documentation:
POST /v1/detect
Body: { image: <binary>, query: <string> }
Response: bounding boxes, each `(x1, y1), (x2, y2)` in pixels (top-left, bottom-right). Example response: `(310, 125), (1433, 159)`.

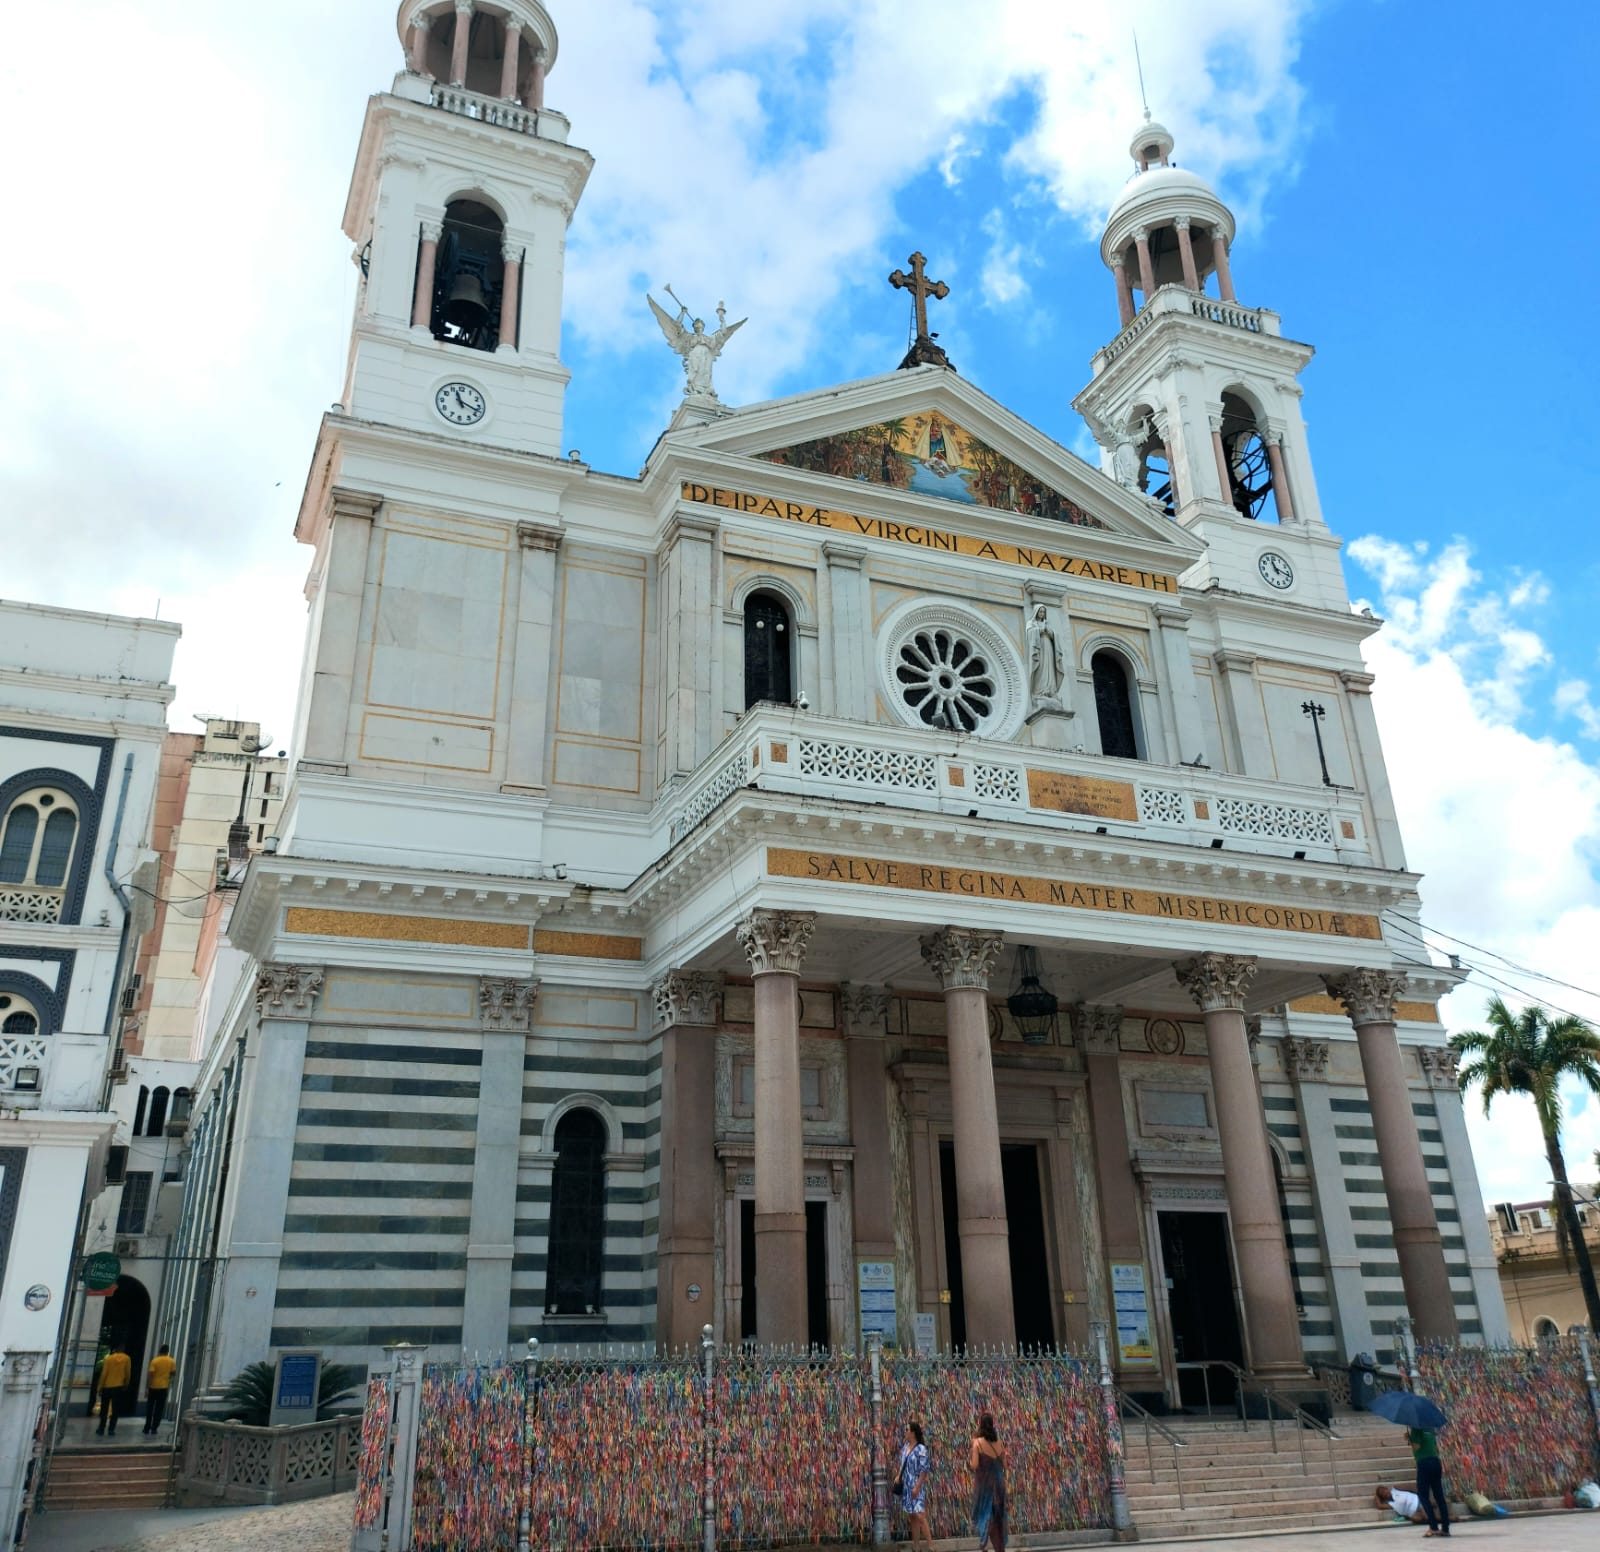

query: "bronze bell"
(442, 268), (491, 334)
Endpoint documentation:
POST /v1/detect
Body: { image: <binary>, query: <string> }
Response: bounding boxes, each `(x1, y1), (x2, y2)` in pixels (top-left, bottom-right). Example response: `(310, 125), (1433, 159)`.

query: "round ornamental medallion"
(877, 600), (1024, 740)
(1146, 1018), (1184, 1056)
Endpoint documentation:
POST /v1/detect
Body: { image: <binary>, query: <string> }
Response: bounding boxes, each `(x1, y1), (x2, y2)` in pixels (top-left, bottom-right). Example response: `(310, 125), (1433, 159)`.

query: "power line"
(1381, 910), (1600, 1013)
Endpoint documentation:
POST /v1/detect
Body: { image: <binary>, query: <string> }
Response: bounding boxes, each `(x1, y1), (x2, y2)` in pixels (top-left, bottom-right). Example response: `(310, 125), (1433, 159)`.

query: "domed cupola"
(1101, 116), (1237, 327)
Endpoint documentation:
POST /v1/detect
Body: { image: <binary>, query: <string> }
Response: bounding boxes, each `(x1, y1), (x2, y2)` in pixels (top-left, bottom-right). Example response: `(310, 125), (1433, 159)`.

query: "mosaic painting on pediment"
(758, 412), (1108, 529)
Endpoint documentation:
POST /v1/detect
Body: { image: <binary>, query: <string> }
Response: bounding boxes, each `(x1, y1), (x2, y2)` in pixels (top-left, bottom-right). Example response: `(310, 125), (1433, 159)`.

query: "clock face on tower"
(434, 381), (486, 425)
(1258, 551), (1295, 591)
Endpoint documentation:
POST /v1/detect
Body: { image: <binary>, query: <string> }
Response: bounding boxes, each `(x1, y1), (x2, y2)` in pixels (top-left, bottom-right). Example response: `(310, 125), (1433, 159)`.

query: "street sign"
(83, 1253), (121, 1294)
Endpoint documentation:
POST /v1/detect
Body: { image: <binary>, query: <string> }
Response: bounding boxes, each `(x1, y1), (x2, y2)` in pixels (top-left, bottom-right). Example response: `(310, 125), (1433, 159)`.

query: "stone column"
(461, 978), (537, 1353)
(1175, 216), (1200, 291)
(1263, 433), (1297, 523)
(1175, 954), (1305, 1377)
(842, 985), (895, 1269)
(823, 543), (869, 719)
(498, 241), (522, 350)
(529, 47), (547, 110)
(499, 18), (522, 99)
(1324, 971), (1459, 1342)
(1152, 603), (1207, 768)
(737, 910), (816, 1347)
(501, 523), (561, 794)
(654, 971), (723, 1349)
(213, 965), (323, 1381)
(449, 0), (474, 85)
(1283, 1037), (1375, 1363)
(298, 488), (380, 772)
(1210, 414), (1234, 505)
(920, 928), (1015, 1349)
(407, 11), (432, 75)
(1111, 253), (1135, 326)
(1074, 1004), (1144, 1358)
(659, 513), (721, 778)
(1212, 230), (1236, 301)
(412, 219), (441, 330)
(1133, 227), (1156, 300)
(1153, 412), (1180, 508)
(0, 1350), (47, 1549)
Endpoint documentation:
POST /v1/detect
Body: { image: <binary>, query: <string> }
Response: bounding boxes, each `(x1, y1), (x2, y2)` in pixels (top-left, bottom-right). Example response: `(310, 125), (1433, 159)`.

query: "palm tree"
(1451, 997), (1600, 1333)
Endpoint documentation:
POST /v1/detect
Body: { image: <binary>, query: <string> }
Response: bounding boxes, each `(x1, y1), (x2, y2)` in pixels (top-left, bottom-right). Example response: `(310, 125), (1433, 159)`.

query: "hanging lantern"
(1005, 944), (1058, 1045)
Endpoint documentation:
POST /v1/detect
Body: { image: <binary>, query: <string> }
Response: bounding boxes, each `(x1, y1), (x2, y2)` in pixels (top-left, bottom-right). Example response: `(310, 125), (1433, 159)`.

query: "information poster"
(913, 1312), (938, 1355)
(1111, 1262), (1154, 1364)
(857, 1260), (897, 1347)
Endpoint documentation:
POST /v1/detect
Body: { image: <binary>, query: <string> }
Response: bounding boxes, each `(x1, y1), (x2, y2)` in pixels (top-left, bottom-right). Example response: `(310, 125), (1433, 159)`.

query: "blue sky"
(4, 0), (1599, 1201)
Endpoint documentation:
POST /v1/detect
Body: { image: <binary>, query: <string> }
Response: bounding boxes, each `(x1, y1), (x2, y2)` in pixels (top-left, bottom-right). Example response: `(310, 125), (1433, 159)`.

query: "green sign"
(83, 1253), (121, 1292)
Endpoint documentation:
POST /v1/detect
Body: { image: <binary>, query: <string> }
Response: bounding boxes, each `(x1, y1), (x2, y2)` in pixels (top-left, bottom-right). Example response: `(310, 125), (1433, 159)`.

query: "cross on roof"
(889, 251), (954, 371)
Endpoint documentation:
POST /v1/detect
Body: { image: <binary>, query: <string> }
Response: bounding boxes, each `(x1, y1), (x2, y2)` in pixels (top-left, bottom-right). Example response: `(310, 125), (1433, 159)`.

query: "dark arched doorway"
(95, 1274), (151, 1419)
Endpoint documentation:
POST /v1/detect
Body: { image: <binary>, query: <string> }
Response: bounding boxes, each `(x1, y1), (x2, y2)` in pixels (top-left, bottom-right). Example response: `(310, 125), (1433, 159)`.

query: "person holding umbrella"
(1371, 1389), (1450, 1537)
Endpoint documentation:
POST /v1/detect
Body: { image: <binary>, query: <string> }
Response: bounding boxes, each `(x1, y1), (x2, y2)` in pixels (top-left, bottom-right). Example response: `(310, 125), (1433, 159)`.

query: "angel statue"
(648, 289), (746, 400)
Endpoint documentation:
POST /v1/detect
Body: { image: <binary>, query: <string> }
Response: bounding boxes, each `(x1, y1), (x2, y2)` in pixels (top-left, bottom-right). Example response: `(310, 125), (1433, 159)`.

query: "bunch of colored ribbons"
(411, 1364), (525, 1551)
(352, 1375), (392, 1531)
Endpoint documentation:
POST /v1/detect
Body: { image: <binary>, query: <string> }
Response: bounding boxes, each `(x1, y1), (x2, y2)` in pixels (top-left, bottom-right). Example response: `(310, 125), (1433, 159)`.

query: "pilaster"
(842, 984), (895, 1265)
(1152, 603), (1207, 767)
(660, 513), (721, 778)
(299, 490), (380, 772)
(823, 543), (870, 720)
(1212, 651), (1273, 779)
(502, 522), (563, 793)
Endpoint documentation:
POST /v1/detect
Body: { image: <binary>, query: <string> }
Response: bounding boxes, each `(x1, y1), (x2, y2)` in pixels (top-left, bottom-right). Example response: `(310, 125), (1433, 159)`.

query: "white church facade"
(179, 0), (1507, 1400)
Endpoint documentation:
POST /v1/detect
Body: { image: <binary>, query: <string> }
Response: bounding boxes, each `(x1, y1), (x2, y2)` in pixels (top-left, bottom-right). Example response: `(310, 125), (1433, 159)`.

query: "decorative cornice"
(840, 983), (892, 1037)
(1281, 1036), (1329, 1082)
(254, 964), (323, 1017)
(1213, 649), (1258, 675)
(1339, 670), (1376, 693)
(1417, 1045), (1461, 1089)
(919, 927), (1003, 991)
(516, 521), (562, 552)
(480, 976), (539, 1030)
(736, 910), (815, 976)
(420, 219), (444, 243)
(329, 487), (381, 524)
(1173, 215), (1192, 231)
(652, 970), (723, 1030)
(1174, 953), (1257, 1013)
(1108, 251), (1125, 270)
(1071, 1002), (1123, 1055)
(501, 240), (524, 265)
(1323, 968), (1407, 1027)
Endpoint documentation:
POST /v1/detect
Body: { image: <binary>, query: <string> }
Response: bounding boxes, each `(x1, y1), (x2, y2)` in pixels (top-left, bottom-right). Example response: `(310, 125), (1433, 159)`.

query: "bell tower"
(338, 2), (592, 457)
(1074, 118), (1347, 610)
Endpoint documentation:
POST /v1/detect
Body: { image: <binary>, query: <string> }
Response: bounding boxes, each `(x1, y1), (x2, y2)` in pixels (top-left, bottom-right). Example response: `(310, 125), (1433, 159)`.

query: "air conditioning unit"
(115, 1238), (138, 1256)
(1495, 1202), (1519, 1236)
(107, 1063), (129, 1085)
(119, 975), (143, 1013)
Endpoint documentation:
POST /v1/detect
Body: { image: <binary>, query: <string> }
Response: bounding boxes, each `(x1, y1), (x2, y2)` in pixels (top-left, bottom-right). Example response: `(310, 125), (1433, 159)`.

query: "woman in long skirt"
(969, 1412), (1006, 1552)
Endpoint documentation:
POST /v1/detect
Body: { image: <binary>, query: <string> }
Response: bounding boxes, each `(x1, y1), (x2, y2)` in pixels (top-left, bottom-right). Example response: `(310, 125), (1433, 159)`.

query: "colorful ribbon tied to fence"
(412, 1364), (525, 1552)
(880, 1352), (1111, 1538)
(1414, 1339), (1600, 1501)
(353, 1374), (392, 1531)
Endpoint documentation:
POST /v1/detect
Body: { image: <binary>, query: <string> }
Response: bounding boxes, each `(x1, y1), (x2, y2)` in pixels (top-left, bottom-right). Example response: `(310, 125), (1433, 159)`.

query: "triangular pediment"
(656, 368), (1203, 556)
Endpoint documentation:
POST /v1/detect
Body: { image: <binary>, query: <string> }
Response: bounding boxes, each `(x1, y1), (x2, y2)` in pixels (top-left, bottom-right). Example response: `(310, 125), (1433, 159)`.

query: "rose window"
(895, 629), (997, 732)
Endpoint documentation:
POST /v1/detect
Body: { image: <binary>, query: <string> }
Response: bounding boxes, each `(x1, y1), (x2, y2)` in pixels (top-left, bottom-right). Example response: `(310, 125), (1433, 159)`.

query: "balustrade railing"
(0, 888), (62, 923)
(1095, 285), (1281, 369)
(176, 1413), (360, 1507)
(426, 83), (569, 143)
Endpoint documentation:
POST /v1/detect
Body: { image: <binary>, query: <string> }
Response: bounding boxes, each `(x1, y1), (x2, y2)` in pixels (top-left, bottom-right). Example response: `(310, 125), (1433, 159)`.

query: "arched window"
(1218, 393), (1280, 522)
(0, 994), (40, 1036)
(430, 199), (506, 352)
(145, 1086), (170, 1137)
(546, 1108), (607, 1316)
(133, 1085), (149, 1137)
(1092, 651), (1142, 760)
(743, 591), (794, 709)
(0, 790), (79, 892)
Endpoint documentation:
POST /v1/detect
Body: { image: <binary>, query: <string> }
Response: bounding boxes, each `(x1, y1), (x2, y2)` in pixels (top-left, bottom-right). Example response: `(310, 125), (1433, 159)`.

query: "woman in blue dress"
(969, 1412), (1006, 1552)
(898, 1420), (931, 1547)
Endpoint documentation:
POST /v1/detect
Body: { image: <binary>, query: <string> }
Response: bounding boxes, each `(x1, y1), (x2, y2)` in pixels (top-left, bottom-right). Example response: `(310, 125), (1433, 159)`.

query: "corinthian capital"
(652, 971), (723, 1030)
(840, 983), (892, 1037)
(1070, 1002), (1123, 1054)
(254, 964), (324, 1017)
(736, 910), (816, 975)
(1417, 1045), (1461, 1088)
(920, 927), (1003, 990)
(480, 976), (539, 1030)
(1281, 1036), (1330, 1082)
(1174, 953), (1257, 1013)
(1323, 968), (1408, 1027)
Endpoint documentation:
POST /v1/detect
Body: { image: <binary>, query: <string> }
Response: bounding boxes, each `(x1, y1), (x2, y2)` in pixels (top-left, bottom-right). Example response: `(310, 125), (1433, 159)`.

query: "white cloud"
(1555, 680), (1600, 740)
(978, 210), (1030, 307)
(1351, 538), (1600, 1206)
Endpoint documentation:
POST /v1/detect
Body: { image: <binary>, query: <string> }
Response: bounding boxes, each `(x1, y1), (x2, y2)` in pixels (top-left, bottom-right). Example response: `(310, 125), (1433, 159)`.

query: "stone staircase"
(1121, 1411), (1431, 1540)
(42, 1445), (174, 1510)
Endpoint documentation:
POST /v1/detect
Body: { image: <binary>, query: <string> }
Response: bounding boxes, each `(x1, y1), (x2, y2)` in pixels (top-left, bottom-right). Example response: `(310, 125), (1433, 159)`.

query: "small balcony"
(1093, 283), (1282, 372)
(666, 707), (1374, 868)
(426, 82), (570, 143)
(0, 887), (62, 924)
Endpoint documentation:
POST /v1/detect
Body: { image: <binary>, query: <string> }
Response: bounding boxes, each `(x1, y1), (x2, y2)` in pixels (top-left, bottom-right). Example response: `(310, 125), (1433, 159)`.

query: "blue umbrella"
(1371, 1390), (1448, 1429)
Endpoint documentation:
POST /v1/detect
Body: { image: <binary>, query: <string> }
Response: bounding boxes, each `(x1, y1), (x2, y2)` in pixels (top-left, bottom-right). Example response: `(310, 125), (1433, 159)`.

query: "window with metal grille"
(743, 592), (793, 708)
(0, 791), (78, 887)
(116, 1172), (153, 1235)
(1092, 651), (1141, 759)
(545, 1109), (606, 1315)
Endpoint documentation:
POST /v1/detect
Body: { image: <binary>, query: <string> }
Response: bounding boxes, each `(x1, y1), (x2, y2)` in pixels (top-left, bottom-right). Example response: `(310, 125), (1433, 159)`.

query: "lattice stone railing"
(0, 889), (62, 923)
(1137, 786), (1189, 826)
(1214, 796), (1336, 845)
(798, 737), (938, 793)
(0, 1036), (46, 1091)
(669, 752), (749, 845)
(177, 1414), (360, 1508)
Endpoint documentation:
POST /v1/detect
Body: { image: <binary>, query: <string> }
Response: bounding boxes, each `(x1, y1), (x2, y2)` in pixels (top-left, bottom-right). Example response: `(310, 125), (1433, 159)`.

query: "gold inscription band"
(285, 907), (530, 949)
(765, 848), (1382, 940)
(682, 483), (1179, 595)
(1026, 769), (1139, 822)
(533, 929), (644, 961)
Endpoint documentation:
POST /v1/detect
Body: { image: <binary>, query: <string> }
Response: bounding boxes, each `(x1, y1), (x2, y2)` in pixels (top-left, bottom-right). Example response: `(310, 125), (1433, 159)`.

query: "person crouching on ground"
(898, 1421), (931, 1549)
(1375, 1484), (1426, 1523)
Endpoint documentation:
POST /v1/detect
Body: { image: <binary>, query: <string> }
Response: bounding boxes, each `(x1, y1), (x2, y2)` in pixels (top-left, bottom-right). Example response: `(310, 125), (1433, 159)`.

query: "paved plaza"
(22, 1495), (1600, 1552)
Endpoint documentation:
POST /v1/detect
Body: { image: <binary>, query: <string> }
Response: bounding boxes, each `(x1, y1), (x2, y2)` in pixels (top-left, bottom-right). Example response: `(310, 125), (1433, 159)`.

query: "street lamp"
(1006, 945), (1059, 1045)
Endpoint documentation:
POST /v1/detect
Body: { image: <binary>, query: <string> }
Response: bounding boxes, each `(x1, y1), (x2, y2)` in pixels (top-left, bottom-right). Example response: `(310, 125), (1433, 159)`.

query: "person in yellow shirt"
(95, 1342), (131, 1436)
(143, 1345), (177, 1435)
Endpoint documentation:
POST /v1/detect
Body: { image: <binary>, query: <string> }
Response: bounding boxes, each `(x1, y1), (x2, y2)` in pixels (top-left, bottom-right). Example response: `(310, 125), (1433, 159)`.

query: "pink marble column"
(407, 12), (432, 75)
(1175, 217), (1200, 291)
(1111, 254), (1135, 327)
(841, 986), (896, 1270)
(1213, 230), (1236, 301)
(499, 20), (522, 100)
(498, 243), (522, 349)
(412, 221), (442, 329)
(1325, 970), (1459, 1343)
(529, 47), (547, 110)
(1264, 436), (1296, 523)
(449, 0), (473, 86)
(1176, 954), (1306, 1379)
(737, 909), (816, 1348)
(1211, 419), (1234, 506)
(921, 928), (1015, 1350)
(1134, 228), (1156, 301)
